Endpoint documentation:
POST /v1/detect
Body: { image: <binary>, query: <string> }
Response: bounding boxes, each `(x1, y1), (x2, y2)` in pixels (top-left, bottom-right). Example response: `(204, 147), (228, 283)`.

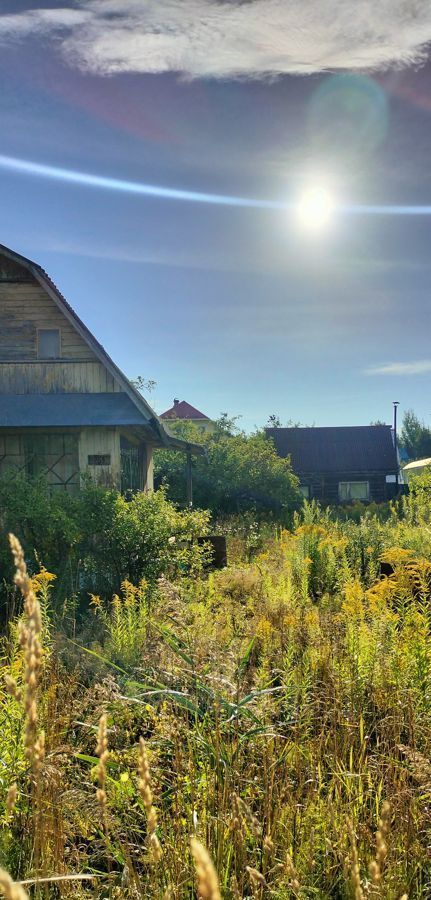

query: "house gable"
(0, 243), (204, 462)
(0, 250), (97, 363)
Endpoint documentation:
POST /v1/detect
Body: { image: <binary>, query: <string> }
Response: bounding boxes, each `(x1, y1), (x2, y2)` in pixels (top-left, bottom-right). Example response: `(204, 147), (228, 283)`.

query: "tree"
(154, 420), (301, 520)
(399, 409), (431, 461)
(129, 375), (156, 395)
(266, 414), (282, 428)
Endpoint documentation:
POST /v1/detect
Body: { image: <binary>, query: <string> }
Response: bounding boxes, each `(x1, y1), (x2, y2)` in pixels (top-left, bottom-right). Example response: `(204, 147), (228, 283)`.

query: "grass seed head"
(6, 784), (17, 820)
(96, 714), (109, 812)
(190, 837), (221, 900)
(8, 534), (43, 774)
(369, 801), (391, 884)
(0, 868), (29, 900)
(138, 737), (162, 862)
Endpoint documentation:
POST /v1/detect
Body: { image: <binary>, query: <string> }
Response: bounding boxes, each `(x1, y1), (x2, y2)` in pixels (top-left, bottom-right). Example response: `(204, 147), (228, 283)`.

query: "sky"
(1, 2), (431, 430)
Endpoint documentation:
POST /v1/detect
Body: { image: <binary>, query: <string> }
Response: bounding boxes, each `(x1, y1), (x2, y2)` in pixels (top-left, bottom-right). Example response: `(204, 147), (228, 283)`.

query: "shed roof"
(160, 400), (210, 420)
(266, 425), (398, 475)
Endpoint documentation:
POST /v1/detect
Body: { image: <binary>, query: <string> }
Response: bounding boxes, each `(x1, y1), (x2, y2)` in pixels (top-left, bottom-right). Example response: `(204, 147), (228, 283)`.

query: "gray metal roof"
(266, 425), (398, 475)
(0, 393), (149, 428)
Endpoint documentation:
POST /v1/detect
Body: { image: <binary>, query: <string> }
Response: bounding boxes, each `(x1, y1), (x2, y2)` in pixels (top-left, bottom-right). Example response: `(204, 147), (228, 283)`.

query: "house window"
(88, 454), (111, 466)
(299, 484), (310, 499)
(38, 329), (60, 359)
(338, 481), (370, 502)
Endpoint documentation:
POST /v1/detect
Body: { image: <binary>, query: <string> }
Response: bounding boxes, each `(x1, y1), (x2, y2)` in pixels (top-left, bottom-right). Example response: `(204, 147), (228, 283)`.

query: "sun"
(297, 185), (335, 230)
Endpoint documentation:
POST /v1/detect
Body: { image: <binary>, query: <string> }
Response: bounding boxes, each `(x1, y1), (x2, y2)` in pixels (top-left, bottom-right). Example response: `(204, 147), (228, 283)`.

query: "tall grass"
(3, 487), (431, 897)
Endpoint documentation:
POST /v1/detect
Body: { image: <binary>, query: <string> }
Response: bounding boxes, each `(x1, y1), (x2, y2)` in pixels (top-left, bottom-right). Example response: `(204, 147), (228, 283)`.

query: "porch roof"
(0, 393), (205, 454)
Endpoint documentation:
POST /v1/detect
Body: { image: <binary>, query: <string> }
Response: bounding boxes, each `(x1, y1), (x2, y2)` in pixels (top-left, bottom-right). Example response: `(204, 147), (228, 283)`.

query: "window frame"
(37, 328), (61, 360)
(338, 480), (370, 502)
(88, 454), (111, 467)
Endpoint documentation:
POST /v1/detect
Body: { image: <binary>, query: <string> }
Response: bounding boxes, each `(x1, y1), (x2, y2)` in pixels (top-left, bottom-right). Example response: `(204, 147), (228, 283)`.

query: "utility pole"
(393, 401), (400, 488)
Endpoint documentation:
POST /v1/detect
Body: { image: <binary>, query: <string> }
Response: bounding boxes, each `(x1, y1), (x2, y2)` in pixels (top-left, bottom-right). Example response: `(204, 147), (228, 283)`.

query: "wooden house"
(266, 425), (399, 504)
(0, 243), (203, 493)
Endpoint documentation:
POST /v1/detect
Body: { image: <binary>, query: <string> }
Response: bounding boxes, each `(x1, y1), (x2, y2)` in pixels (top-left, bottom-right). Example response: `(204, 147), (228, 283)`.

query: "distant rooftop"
(160, 399), (210, 421)
(266, 425), (398, 475)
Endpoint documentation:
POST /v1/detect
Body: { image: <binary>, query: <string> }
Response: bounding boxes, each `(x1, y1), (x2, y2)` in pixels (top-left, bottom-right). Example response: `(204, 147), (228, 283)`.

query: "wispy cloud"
(365, 360), (431, 376)
(0, 1), (431, 78)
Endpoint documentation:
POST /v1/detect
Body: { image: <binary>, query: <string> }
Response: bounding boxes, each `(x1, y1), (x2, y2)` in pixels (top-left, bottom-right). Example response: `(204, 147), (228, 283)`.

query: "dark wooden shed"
(266, 425), (399, 504)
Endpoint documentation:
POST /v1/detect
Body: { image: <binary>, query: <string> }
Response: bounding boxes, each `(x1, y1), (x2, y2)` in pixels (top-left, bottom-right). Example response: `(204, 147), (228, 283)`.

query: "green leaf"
(236, 635), (256, 680)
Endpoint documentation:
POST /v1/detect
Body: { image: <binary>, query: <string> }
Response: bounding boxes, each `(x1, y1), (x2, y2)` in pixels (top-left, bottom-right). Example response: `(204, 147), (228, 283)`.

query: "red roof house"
(160, 399), (215, 432)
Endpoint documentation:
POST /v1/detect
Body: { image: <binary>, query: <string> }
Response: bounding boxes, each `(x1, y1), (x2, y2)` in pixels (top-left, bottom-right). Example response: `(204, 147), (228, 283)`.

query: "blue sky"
(1, 2), (431, 430)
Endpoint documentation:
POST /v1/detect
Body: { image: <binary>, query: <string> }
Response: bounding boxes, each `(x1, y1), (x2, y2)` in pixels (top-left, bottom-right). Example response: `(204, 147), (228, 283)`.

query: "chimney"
(173, 398), (179, 407)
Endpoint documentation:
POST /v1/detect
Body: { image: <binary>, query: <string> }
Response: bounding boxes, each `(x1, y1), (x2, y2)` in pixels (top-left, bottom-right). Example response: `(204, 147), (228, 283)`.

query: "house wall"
(301, 473), (389, 504)
(0, 427), (154, 493)
(0, 429), (80, 491)
(0, 256), (155, 494)
(79, 428), (121, 487)
(0, 283), (96, 361)
(0, 361), (122, 394)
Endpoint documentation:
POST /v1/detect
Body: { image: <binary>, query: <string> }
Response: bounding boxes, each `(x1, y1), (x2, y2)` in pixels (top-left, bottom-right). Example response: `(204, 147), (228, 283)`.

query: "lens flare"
(0, 154), (286, 210)
(1, 154), (431, 219)
(297, 186), (335, 230)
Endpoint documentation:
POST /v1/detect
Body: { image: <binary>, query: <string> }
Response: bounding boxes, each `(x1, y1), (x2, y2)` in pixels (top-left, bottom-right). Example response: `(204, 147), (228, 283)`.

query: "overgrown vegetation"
(400, 409), (431, 461)
(155, 418), (301, 518)
(2, 476), (431, 897)
(0, 477), (209, 617)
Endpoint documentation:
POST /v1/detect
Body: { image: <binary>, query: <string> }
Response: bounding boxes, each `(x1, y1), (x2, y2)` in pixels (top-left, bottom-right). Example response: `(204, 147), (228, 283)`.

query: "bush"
(155, 420), (301, 520)
(0, 476), (210, 613)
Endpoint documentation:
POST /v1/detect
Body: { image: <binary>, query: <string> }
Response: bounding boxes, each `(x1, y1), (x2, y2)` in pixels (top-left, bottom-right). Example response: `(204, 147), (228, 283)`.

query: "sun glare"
(297, 185), (335, 230)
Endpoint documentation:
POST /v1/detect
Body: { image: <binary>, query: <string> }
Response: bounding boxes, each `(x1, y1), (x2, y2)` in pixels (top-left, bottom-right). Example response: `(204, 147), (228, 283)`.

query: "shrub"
(155, 421), (301, 520)
(0, 476), (210, 613)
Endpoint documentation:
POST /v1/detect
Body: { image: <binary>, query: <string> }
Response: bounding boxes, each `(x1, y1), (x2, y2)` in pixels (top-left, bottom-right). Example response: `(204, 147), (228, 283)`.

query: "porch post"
(186, 451), (193, 508)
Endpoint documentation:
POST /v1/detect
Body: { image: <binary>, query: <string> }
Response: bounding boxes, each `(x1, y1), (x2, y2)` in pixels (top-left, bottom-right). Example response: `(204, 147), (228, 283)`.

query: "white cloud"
(0, 1), (430, 78)
(365, 360), (431, 376)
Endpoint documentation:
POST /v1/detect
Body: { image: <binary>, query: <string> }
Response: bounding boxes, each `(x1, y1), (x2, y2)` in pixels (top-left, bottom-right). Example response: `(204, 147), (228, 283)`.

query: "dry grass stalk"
(232, 792), (260, 837)
(230, 874), (241, 900)
(190, 838), (221, 900)
(285, 854), (300, 893)
(398, 744), (431, 786)
(246, 866), (266, 887)
(369, 801), (391, 885)
(6, 784), (17, 820)
(138, 737), (162, 862)
(0, 868), (28, 900)
(348, 820), (364, 900)
(95, 713), (109, 813)
(8, 534), (44, 774)
(4, 675), (21, 702)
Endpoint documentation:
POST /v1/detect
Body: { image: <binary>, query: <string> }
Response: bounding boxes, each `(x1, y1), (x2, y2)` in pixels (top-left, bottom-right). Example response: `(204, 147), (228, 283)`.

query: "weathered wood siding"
(0, 283), (96, 361)
(0, 362), (122, 394)
(79, 428), (121, 487)
(0, 430), (80, 491)
(302, 473), (389, 505)
(0, 428), (153, 493)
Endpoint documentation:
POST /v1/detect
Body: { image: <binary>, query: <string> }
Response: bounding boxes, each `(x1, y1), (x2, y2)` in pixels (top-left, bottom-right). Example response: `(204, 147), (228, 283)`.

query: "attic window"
(88, 454), (111, 466)
(38, 329), (60, 359)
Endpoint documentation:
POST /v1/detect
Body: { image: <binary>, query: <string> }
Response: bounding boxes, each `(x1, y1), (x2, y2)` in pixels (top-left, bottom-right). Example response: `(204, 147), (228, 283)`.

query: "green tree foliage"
(0, 477), (209, 606)
(400, 408), (431, 461)
(155, 420), (300, 518)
